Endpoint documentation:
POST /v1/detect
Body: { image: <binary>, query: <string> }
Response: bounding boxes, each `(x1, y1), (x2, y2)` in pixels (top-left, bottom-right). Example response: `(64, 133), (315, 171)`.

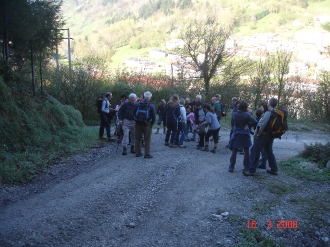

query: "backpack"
(135, 101), (150, 123)
(178, 105), (185, 122)
(266, 108), (288, 139)
(96, 94), (105, 113)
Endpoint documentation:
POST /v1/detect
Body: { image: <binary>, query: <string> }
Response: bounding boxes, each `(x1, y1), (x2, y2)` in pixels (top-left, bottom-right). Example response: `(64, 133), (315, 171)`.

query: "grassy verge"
(0, 127), (99, 184)
(279, 157), (330, 182)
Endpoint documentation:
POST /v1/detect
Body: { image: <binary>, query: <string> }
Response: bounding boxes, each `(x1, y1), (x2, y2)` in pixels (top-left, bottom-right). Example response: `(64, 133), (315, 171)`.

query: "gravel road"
(1, 128), (330, 247)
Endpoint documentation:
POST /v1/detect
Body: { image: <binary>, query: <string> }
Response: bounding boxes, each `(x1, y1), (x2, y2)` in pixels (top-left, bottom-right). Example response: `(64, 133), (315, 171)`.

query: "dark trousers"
(249, 134), (278, 173)
(165, 122), (178, 144)
(205, 127), (220, 143)
(135, 122), (152, 155)
(230, 147), (250, 171)
(99, 112), (110, 138)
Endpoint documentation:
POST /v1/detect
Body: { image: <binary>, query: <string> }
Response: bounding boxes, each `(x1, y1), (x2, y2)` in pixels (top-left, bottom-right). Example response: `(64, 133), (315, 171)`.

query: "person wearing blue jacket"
(229, 101), (258, 172)
(118, 93), (137, 155)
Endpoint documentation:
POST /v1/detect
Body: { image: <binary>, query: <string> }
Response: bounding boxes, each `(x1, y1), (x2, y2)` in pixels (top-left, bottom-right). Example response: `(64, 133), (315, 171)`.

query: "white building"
(149, 49), (166, 59)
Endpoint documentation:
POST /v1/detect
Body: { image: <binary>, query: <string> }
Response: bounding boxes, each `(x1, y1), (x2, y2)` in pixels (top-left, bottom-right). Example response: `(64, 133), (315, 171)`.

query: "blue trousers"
(249, 134), (278, 173)
(165, 122), (178, 144)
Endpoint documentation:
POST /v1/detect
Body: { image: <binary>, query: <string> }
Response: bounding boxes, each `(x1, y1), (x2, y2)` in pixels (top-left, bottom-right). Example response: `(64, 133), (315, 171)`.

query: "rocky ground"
(0, 128), (330, 247)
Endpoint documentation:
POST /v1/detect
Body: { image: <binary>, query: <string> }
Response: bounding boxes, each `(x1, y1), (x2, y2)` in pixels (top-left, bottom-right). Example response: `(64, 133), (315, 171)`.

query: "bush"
(0, 68), (98, 184)
(299, 142), (330, 168)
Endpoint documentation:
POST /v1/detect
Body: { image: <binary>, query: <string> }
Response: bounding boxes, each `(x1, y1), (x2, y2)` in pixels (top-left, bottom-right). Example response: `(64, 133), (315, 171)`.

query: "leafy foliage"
(300, 142), (330, 168)
(255, 10), (270, 21)
(0, 64), (97, 184)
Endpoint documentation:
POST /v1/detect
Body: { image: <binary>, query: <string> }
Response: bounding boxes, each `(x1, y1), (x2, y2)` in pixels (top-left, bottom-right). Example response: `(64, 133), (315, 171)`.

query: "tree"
(1, 0), (64, 96)
(269, 49), (293, 107)
(248, 58), (272, 109)
(174, 15), (232, 99)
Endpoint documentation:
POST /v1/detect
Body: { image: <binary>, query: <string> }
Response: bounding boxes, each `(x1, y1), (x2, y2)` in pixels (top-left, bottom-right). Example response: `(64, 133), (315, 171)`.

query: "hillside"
(60, 0), (330, 68)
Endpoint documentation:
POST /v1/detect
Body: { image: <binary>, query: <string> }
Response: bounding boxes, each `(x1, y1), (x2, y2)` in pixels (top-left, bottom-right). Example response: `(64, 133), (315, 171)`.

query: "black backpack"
(266, 108), (288, 139)
(96, 95), (105, 113)
(135, 101), (150, 124)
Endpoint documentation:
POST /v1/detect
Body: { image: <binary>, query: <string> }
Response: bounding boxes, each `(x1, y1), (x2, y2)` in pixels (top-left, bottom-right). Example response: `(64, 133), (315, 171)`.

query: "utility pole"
(55, 28), (73, 82)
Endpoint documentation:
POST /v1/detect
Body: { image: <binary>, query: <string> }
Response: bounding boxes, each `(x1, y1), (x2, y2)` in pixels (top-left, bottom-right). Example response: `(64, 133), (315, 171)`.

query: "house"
(289, 62), (309, 76)
(166, 39), (185, 50)
(167, 53), (181, 63)
(149, 49), (166, 59)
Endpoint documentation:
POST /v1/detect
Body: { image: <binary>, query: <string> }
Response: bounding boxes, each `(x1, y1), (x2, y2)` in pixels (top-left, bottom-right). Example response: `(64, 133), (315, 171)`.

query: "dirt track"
(1, 128), (330, 246)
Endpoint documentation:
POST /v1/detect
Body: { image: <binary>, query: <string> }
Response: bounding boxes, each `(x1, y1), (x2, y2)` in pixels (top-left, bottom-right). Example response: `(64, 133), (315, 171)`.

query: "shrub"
(299, 142), (330, 168)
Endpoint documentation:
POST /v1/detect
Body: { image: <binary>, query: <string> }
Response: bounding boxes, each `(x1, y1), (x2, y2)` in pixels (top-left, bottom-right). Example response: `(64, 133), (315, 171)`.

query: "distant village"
(122, 16), (330, 85)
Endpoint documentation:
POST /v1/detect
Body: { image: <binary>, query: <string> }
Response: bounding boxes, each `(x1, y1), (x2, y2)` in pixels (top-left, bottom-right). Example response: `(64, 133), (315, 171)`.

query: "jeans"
(176, 122), (187, 145)
(249, 133), (278, 173)
(230, 147), (250, 170)
(165, 122), (178, 144)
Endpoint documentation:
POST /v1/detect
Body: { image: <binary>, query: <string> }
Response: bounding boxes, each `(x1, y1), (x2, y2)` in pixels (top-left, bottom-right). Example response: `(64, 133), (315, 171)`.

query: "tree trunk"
(30, 40), (36, 96)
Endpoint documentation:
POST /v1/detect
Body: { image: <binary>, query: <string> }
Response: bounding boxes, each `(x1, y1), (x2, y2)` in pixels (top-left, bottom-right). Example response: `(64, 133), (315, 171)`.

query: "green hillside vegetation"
(61, 0), (330, 69)
(0, 68), (98, 184)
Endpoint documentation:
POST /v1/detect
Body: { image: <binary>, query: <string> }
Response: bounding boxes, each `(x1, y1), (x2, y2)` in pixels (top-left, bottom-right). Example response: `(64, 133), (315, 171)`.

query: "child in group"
(186, 106), (196, 140)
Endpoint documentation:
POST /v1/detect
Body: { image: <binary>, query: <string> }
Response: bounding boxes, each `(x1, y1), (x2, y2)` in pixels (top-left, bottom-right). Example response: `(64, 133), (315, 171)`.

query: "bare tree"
(269, 49), (293, 107)
(173, 15), (232, 99)
(248, 58), (272, 109)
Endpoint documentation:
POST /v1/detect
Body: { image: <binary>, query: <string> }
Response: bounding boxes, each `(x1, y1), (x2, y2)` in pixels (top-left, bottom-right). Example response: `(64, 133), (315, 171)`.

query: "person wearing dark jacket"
(229, 101), (258, 172)
(118, 93), (137, 155)
(165, 94), (181, 148)
(194, 101), (206, 149)
(133, 91), (156, 158)
(156, 99), (167, 134)
(99, 92), (115, 142)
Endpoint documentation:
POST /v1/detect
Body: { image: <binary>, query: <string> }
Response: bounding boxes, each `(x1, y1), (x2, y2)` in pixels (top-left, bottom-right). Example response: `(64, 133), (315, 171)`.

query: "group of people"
(98, 91), (156, 158)
(228, 97), (279, 176)
(98, 90), (279, 176)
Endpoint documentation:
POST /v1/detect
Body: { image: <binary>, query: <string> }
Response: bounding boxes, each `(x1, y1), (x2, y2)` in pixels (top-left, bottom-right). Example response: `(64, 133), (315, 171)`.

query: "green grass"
(268, 182), (291, 194)
(279, 157), (330, 182)
(0, 126), (100, 184)
(308, 0), (330, 11)
(235, 229), (284, 247)
(290, 191), (330, 227)
(110, 45), (160, 67)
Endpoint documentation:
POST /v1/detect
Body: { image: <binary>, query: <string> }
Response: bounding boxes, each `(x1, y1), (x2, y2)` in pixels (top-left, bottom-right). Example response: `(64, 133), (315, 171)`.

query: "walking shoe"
(155, 131), (159, 134)
(122, 147), (127, 155)
(130, 145), (136, 154)
(243, 171), (256, 176)
(99, 137), (106, 140)
(165, 142), (169, 146)
(144, 154), (153, 159)
(228, 166), (234, 172)
(267, 169), (278, 175)
(210, 148), (216, 154)
(136, 152), (143, 157)
(169, 143), (177, 148)
(201, 146), (209, 151)
(108, 138), (116, 142)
